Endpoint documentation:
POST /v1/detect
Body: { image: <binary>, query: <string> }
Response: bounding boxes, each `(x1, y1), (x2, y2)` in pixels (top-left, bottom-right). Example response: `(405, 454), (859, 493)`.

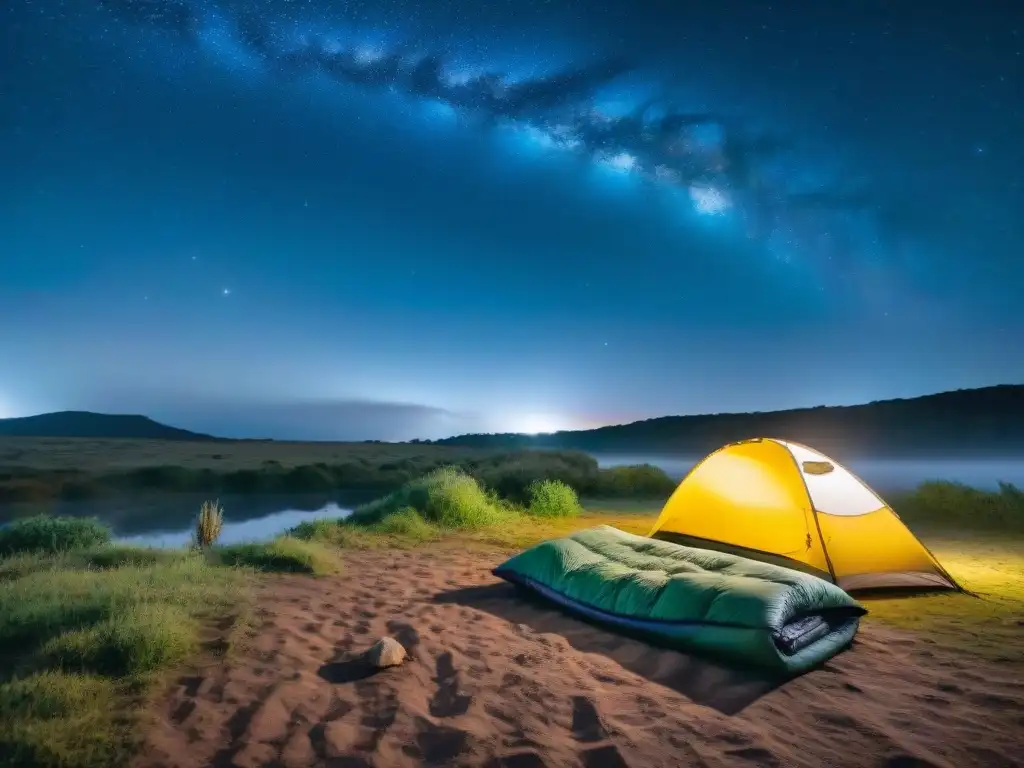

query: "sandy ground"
(139, 549), (1024, 768)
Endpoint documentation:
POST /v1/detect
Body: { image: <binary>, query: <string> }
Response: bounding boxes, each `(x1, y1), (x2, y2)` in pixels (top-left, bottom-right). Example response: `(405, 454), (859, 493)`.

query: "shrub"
(526, 479), (583, 518)
(0, 516), (111, 556)
(352, 467), (506, 529)
(214, 537), (342, 575)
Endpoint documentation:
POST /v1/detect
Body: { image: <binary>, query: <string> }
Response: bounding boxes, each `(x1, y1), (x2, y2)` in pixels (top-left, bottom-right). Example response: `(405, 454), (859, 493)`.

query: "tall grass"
(192, 499), (224, 549)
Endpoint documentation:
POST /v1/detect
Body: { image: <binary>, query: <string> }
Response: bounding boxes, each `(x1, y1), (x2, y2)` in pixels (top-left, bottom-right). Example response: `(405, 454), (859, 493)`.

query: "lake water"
(118, 502), (353, 548)
(596, 454), (1024, 491)
(0, 493), (354, 549)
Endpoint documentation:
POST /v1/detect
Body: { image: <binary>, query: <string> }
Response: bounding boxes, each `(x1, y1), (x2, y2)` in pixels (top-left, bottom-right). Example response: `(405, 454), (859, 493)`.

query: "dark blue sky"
(2, 0), (1022, 440)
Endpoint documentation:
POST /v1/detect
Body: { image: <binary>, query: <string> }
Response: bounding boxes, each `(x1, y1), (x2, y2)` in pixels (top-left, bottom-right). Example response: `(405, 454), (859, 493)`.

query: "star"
(222, 288), (232, 297)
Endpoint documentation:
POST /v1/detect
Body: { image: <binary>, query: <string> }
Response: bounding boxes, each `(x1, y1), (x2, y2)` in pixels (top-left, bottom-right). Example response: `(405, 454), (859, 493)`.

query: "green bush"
(0, 516), (112, 556)
(351, 466), (507, 529)
(526, 479), (583, 518)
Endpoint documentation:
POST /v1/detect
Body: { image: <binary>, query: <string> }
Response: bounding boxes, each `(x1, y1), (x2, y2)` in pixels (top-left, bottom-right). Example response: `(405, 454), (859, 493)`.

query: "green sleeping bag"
(493, 525), (866, 676)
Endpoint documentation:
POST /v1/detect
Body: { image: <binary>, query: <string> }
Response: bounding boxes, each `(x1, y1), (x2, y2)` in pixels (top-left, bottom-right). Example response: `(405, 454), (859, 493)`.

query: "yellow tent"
(649, 438), (960, 591)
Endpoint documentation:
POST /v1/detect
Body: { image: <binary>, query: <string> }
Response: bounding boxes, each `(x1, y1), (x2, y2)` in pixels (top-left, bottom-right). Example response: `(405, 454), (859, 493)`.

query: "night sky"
(2, 0), (1022, 440)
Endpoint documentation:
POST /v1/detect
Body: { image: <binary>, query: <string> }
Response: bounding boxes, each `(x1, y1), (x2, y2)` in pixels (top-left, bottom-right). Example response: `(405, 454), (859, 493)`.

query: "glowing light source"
(513, 413), (564, 435)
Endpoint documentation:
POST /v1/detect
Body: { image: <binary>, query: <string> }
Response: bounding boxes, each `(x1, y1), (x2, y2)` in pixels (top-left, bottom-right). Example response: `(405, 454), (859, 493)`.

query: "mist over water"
(595, 454), (1024, 491)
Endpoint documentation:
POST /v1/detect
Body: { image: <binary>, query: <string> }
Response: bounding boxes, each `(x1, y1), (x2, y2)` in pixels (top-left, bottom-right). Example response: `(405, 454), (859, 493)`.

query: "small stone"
(367, 637), (406, 668)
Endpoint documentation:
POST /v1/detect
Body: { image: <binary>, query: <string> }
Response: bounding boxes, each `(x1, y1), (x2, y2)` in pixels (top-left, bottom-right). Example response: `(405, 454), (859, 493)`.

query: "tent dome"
(649, 438), (959, 591)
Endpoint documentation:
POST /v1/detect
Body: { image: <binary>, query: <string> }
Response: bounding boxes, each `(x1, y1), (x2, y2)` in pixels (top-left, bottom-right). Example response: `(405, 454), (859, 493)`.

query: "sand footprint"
(401, 715), (471, 764)
(430, 651), (473, 717)
(579, 744), (630, 768)
(570, 697), (633, 767)
(570, 696), (608, 743)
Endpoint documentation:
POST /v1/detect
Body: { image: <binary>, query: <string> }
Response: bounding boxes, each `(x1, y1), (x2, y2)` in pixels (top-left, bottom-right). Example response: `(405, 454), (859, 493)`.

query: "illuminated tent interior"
(648, 438), (960, 591)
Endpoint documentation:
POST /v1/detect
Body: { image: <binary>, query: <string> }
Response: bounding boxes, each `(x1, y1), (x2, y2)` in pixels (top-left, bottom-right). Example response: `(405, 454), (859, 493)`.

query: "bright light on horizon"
(510, 413), (567, 435)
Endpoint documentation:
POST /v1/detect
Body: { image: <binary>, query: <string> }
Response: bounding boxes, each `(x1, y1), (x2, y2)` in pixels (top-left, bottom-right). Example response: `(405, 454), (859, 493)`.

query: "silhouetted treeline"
(429, 385), (1024, 458)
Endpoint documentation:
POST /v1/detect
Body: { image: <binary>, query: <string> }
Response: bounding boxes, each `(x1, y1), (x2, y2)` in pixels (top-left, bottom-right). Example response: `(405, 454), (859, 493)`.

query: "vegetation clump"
(350, 466), (507, 529)
(526, 479), (583, 518)
(191, 499), (224, 549)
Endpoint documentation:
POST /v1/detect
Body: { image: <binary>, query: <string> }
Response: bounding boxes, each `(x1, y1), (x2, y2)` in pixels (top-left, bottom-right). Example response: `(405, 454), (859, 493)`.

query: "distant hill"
(0, 411), (219, 441)
(430, 384), (1024, 458)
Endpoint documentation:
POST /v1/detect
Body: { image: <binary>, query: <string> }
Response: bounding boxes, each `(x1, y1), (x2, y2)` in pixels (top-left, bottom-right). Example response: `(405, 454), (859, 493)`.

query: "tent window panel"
(779, 441), (884, 517)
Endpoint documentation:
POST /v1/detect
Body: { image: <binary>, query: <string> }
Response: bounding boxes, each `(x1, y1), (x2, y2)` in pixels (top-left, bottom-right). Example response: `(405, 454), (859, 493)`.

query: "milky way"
(85, 0), (920, 304)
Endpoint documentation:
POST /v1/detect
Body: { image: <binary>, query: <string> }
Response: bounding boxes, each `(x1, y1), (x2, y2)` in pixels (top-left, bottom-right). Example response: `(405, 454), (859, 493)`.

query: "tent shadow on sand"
(434, 582), (789, 716)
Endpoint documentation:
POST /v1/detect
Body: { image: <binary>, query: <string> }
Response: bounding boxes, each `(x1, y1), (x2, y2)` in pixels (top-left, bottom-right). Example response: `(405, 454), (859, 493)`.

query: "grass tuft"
(214, 537), (342, 575)
(370, 506), (439, 540)
(0, 515), (111, 556)
(289, 518), (381, 549)
(192, 499), (224, 549)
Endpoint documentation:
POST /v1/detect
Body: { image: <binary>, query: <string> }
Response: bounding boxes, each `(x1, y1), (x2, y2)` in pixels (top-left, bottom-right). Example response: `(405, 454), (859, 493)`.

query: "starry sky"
(1, 0), (1022, 440)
